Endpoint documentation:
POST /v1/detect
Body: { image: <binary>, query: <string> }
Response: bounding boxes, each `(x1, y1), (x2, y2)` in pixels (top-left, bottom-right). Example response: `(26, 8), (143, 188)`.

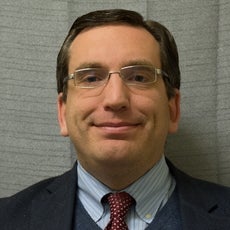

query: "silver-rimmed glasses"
(63, 65), (169, 89)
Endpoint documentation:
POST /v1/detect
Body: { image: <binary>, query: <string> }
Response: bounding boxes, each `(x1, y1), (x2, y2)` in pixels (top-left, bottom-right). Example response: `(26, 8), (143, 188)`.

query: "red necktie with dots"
(105, 192), (134, 230)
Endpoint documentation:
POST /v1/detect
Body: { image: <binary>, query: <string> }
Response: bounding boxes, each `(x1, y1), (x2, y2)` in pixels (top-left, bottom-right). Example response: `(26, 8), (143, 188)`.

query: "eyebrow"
(122, 59), (154, 67)
(75, 62), (104, 70)
(74, 59), (155, 71)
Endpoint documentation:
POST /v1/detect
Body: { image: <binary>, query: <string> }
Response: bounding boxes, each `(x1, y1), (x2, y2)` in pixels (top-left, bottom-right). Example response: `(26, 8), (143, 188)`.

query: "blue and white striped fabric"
(77, 156), (176, 229)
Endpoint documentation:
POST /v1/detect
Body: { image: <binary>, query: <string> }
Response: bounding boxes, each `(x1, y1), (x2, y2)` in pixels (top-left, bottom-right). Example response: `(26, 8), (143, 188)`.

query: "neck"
(79, 155), (162, 190)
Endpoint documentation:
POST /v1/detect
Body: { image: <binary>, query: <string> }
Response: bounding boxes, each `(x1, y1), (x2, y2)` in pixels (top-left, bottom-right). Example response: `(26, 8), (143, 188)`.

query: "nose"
(102, 73), (130, 112)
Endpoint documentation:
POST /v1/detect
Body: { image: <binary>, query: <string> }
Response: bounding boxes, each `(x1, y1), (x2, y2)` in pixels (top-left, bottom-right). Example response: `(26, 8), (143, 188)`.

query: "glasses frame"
(63, 65), (169, 89)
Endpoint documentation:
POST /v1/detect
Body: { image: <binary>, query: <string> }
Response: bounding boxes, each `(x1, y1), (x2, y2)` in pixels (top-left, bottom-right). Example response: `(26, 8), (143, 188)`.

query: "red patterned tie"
(105, 192), (134, 230)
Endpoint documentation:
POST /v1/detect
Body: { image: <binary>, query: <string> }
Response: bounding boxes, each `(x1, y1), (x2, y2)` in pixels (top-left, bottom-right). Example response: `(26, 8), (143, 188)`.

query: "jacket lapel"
(166, 159), (230, 229)
(180, 200), (230, 230)
(30, 164), (77, 230)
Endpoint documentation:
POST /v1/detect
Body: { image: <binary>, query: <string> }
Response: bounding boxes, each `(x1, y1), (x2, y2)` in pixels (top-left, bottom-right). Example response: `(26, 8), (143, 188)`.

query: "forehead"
(68, 24), (161, 71)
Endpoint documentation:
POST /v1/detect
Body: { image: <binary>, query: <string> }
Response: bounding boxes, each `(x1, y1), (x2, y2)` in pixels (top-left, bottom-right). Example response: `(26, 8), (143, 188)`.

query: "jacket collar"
(30, 165), (77, 230)
(166, 159), (230, 229)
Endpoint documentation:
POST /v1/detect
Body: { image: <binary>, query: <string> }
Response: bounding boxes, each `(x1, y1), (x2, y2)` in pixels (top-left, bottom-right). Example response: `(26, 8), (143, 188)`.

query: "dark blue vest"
(74, 188), (182, 230)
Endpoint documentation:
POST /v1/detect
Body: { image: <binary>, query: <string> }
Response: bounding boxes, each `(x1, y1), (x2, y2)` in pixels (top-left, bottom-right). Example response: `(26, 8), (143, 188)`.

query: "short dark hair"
(56, 9), (180, 101)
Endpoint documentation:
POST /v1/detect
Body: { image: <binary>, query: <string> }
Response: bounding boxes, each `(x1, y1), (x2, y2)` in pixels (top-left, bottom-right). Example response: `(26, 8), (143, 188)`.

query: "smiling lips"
(93, 122), (141, 134)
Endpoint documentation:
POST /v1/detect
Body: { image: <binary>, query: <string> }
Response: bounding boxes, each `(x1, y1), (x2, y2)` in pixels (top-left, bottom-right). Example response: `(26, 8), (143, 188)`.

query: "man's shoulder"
(1, 175), (55, 203)
(166, 160), (230, 228)
(172, 162), (230, 196)
(179, 169), (230, 200)
(167, 158), (230, 193)
(0, 175), (56, 217)
(0, 165), (76, 223)
(167, 159), (230, 217)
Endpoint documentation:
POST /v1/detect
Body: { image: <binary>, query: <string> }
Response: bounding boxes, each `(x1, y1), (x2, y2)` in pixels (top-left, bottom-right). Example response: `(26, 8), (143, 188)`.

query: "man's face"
(58, 25), (180, 177)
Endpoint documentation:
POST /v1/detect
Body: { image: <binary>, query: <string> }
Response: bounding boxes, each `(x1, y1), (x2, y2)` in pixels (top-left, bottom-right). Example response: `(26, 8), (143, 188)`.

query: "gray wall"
(0, 0), (229, 197)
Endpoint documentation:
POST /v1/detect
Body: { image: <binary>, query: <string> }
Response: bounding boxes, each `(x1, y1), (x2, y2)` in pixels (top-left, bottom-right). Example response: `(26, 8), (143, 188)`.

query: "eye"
(83, 75), (102, 83)
(81, 72), (103, 82)
(76, 69), (104, 83)
(132, 74), (148, 82)
(73, 68), (108, 88)
(125, 69), (153, 83)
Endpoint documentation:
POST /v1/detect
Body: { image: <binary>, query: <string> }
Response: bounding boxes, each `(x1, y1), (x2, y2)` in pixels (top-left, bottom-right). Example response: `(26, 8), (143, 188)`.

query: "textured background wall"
(0, 0), (229, 197)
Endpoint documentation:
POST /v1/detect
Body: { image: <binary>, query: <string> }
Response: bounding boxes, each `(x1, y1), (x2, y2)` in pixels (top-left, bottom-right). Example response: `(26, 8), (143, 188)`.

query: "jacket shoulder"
(0, 167), (75, 229)
(168, 159), (230, 215)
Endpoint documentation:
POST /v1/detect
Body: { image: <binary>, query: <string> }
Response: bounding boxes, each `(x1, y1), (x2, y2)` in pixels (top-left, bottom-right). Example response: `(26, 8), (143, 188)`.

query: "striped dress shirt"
(77, 155), (176, 229)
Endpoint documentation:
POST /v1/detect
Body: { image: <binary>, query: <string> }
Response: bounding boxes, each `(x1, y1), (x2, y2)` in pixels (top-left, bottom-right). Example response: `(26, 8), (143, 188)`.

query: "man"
(0, 9), (229, 230)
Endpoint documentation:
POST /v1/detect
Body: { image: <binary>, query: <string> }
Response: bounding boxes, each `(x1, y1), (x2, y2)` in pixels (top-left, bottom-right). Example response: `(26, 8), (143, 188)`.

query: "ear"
(57, 93), (69, 137)
(168, 89), (180, 134)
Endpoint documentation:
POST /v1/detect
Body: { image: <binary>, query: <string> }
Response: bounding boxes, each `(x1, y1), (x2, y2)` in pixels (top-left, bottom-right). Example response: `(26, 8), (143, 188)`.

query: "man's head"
(56, 9), (180, 101)
(57, 9), (181, 189)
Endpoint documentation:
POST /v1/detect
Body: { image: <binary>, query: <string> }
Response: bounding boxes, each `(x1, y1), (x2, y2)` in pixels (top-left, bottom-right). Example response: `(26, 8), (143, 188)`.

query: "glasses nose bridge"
(108, 71), (123, 81)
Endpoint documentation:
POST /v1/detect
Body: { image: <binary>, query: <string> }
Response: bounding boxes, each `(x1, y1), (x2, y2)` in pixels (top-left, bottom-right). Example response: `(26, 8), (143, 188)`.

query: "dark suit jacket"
(0, 160), (230, 230)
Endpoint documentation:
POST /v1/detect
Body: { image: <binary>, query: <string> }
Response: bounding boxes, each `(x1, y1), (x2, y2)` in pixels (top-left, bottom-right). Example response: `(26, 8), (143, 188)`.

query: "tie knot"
(107, 192), (134, 218)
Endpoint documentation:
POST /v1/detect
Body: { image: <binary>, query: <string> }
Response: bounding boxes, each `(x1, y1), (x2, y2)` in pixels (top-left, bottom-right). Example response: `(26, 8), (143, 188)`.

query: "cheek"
(138, 92), (170, 130)
(65, 95), (97, 130)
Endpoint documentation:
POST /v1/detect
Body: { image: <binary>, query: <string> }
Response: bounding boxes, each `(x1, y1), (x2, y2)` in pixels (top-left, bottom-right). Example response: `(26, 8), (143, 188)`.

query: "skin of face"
(58, 25), (180, 190)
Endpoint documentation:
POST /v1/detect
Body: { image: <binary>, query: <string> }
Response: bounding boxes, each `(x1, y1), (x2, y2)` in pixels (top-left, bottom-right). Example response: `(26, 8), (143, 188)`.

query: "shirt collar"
(77, 155), (175, 223)
(77, 163), (111, 221)
(125, 156), (175, 223)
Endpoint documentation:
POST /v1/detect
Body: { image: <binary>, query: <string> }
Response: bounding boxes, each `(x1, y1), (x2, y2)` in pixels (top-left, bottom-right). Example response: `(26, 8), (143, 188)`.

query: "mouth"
(94, 121), (140, 127)
(93, 121), (141, 136)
